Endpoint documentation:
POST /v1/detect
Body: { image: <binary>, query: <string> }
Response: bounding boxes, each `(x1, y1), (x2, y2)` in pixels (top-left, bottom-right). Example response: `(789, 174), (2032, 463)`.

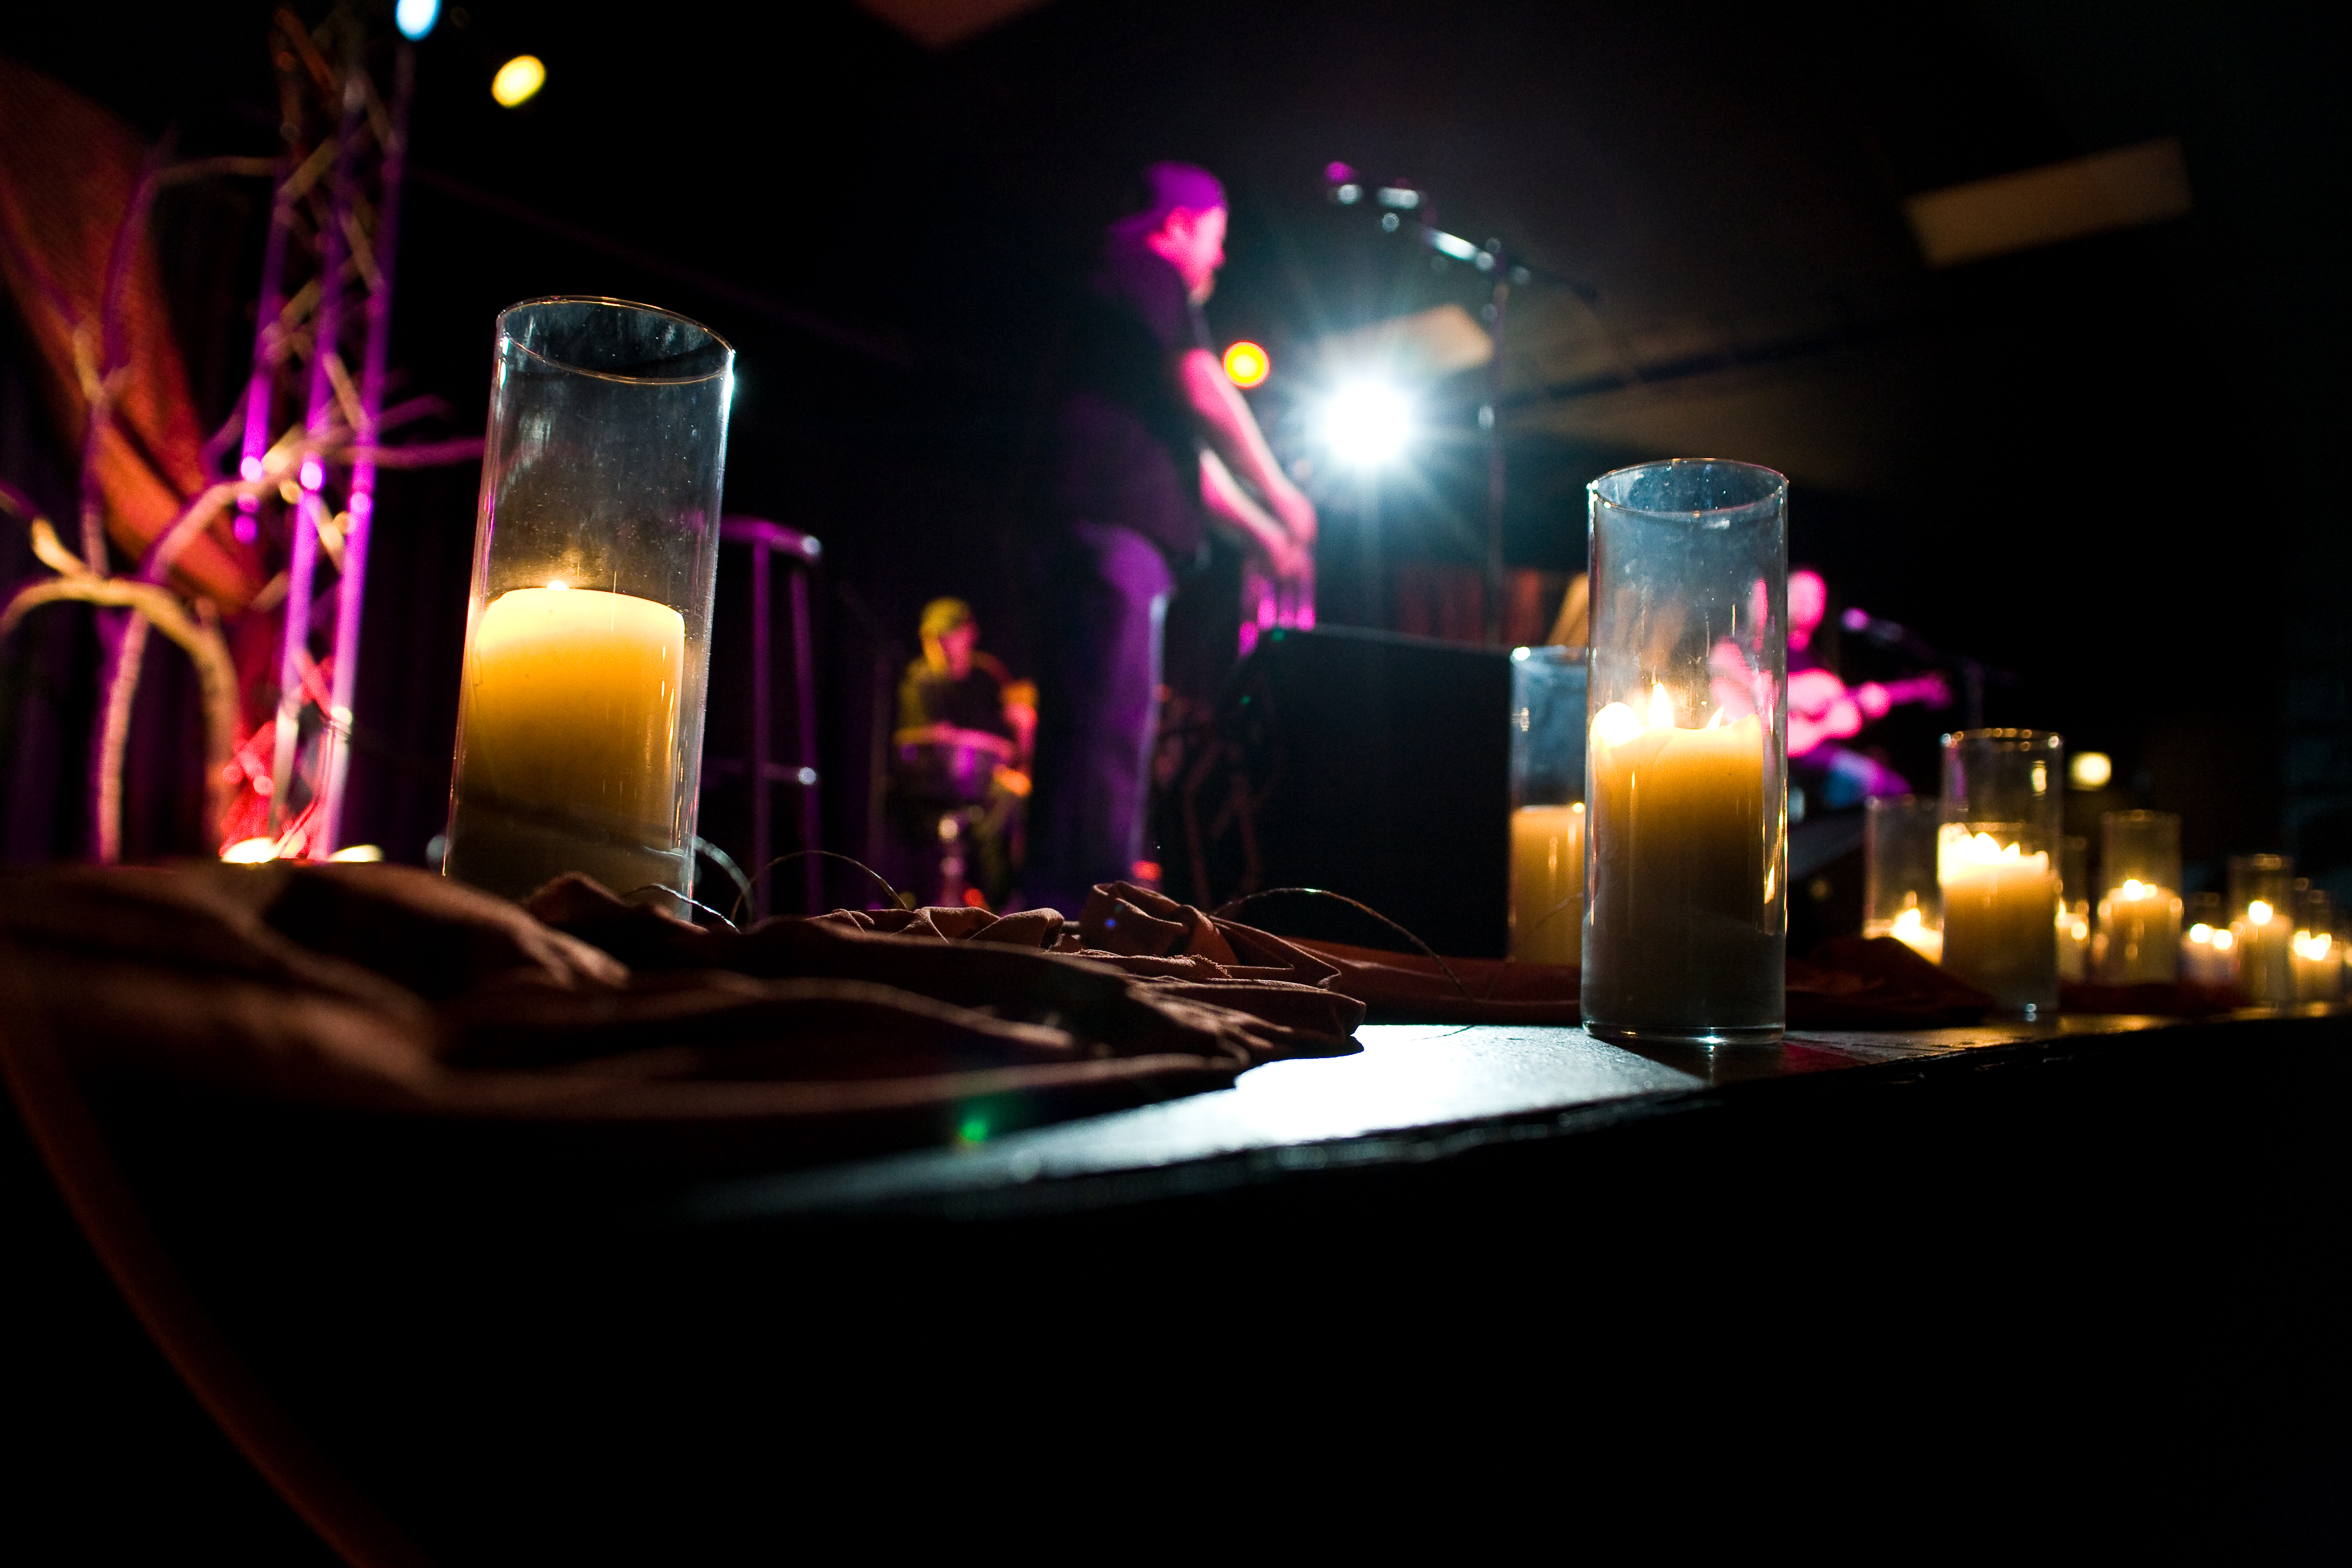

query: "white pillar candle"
(1584, 687), (1778, 1033)
(1509, 802), (1585, 966)
(2097, 879), (2182, 984)
(1938, 828), (2059, 1012)
(2233, 899), (2295, 1005)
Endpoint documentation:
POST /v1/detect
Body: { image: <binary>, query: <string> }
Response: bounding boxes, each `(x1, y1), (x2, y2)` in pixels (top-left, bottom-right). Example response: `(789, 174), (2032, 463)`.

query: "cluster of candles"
(1867, 788), (2345, 1010)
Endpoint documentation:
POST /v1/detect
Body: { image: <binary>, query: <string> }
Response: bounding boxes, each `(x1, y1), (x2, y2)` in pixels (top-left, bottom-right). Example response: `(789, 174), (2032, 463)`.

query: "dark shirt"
(898, 653), (1014, 740)
(1051, 234), (1213, 562)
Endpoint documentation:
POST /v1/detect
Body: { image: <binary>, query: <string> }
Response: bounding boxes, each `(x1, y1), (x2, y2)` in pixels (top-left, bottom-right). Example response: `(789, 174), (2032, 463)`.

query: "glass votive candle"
(1863, 794), (1942, 962)
(1937, 729), (2063, 1018)
(2180, 890), (2239, 988)
(2097, 810), (2182, 984)
(2292, 887), (2341, 1003)
(1581, 460), (1787, 1045)
(443, 298), (734, 902)
(1509, 645), (1587, 966)
(2058, 834), (2092, 983)
(2228, 855), (2295, 1006)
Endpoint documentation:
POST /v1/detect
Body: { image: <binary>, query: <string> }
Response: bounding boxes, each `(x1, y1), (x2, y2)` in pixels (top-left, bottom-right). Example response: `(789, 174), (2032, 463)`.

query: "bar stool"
(706, 517), (822, 920)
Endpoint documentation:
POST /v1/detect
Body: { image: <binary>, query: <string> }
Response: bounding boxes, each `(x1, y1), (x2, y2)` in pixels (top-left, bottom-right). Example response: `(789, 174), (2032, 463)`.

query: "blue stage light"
(395, 0), (440, 40)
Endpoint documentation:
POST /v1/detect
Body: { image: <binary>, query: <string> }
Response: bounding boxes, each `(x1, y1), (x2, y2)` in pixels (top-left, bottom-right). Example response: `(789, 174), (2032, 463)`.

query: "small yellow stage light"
(1222, 340), (1269, 388)
(492, 55), (546, 108)
(2069, 751), (2112, 790)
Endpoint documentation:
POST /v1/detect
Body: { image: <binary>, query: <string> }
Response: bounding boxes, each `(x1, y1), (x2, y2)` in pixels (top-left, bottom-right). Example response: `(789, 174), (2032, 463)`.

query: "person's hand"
(1270, 485), (1318, 550)
(1257, 529), (1311, 585)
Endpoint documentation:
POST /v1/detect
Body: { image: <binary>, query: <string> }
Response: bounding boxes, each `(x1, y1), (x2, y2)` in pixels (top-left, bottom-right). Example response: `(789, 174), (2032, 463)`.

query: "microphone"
(1840, 605), (1908, 645)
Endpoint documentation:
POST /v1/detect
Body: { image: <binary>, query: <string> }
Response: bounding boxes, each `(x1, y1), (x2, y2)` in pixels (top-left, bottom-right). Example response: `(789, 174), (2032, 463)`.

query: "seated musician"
(1702, 568), (1949, 810)
(892, 598), (1030, 904)
(895, 598), (1025, 777)
(1782, 568), (1946, 806)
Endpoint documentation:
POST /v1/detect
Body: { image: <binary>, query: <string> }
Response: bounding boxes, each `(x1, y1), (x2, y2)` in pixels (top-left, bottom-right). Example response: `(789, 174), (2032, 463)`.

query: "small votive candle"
(1509, 646), (1587, 967)
(2229, 855), (2296, 1006)
(2097, 810), (2182, 984)
(2180, 891), (2239, 988)
(2292, 889), (2341, 1003)
(1864, 794), (1942, 963)
(1937, 730), (2063, 1018)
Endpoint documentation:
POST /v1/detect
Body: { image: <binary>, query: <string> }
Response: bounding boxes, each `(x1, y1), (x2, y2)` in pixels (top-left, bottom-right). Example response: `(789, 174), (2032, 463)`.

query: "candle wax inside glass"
(458, 585), (686, 835)
(1509, 803), (1585, 967)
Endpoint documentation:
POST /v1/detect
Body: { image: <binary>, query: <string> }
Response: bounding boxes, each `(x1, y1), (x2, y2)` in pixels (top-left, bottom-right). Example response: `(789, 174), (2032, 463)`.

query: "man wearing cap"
(1026, 162), (1317, 913)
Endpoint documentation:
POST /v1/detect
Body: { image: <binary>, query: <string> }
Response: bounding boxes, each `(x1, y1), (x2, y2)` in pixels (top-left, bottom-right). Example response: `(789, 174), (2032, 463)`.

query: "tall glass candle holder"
(2292, 887), (2341, 1002)
(2181, 890), (2238, 988)
(1509, 645), (1587, 966)
(2098, 810), (2181, 984)
(1938, 729), (2063, 1018)
(1864, 794), (1942, 962)
(443, 298), (733, 902)
(1582, 459), (1787, 1045)
(2228, 855), (2295, 1006)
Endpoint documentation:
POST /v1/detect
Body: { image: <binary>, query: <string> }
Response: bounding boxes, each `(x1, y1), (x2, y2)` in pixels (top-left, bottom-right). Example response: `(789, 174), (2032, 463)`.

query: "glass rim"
(496, 295), (734, 384)
(1587, 457), (1788, 521)
(1866, 792), (1937, 813)
(1940, 727), (2063, 750)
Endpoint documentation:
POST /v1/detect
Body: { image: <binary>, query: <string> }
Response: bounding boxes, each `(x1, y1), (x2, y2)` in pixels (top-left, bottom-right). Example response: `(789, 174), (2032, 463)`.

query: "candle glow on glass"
(2098, 876), (2182, 983)
(1888, 904), (1943, 964)
(2293, 927), (2342, 1000)
(2232, 899), (2295, 1005)
(1938, 828), (2060, 1008)
(1583, 681), (1777, 1031)
(1509, 802), (1585, 965)
(456, 585), (684, 837)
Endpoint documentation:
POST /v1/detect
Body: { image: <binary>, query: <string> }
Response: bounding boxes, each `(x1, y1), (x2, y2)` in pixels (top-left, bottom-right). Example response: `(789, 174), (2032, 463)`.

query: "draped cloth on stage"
(0, 56), (260, 606)
(0, 863), (1362, 1175)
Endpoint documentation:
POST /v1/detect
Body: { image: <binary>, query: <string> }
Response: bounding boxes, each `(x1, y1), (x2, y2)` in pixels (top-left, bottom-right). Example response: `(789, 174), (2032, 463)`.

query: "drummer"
(894, 597), (1026, 771)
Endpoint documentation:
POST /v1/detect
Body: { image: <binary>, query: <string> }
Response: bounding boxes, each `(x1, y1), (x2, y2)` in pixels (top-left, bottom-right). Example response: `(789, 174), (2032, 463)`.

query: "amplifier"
(1188, 625), (1512, 958)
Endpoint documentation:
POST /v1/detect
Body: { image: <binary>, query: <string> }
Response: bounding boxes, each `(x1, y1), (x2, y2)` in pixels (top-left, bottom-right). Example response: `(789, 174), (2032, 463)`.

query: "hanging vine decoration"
(0, 5), (477, 863)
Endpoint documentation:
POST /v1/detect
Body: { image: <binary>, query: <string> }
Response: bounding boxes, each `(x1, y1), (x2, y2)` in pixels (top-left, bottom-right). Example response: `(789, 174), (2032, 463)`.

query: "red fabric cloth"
(0, 58), (260, 604)
(1285, 933), (1999, 1029)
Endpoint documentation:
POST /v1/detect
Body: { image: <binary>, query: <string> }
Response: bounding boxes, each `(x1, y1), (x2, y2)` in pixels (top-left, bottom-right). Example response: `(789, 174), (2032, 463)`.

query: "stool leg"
(791, 565), (821, 915)
(750, 538), (772, 921)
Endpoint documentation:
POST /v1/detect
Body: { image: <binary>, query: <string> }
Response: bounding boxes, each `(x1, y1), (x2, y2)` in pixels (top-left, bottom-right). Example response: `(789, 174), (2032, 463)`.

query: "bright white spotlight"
(1321, 382), (1412, 467)
(395, 0), (440, 40)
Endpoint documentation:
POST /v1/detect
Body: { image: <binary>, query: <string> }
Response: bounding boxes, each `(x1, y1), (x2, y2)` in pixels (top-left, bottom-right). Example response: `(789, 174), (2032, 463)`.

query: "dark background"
(2, 0), (2347, 898)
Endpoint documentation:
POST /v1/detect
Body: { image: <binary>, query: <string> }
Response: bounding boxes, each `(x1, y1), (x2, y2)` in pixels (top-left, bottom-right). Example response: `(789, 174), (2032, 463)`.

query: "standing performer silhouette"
(1025, 163), (1315, 911)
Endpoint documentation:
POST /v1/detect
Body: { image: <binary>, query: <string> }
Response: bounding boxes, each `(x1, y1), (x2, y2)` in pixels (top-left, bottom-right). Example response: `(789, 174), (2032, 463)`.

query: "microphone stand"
(1327, 171), (1600, 646)
(1841, 608), (2014, 730)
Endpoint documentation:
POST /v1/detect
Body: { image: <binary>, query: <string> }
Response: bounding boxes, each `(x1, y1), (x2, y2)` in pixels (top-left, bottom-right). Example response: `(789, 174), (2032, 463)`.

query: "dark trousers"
(1024, 522), (1173, 914)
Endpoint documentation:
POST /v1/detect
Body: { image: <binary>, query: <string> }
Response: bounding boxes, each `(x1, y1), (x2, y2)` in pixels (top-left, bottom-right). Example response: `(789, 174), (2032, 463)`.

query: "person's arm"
(1200, 448), (1308, 580)
(892, 722), (1017, 760)
(1178, 348), (1317, 548)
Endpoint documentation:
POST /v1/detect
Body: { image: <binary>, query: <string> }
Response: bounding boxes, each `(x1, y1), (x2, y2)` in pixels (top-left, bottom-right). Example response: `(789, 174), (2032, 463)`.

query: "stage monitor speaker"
(1209, 625), (1510, 958)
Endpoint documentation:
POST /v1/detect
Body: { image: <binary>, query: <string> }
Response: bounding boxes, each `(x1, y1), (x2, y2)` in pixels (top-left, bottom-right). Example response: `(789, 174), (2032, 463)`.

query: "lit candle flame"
(1939, 828), (2050, 882)
(1648, 682), (1674, 729)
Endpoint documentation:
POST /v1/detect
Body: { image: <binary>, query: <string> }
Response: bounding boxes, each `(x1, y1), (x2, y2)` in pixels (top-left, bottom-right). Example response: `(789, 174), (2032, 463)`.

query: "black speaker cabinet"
(1205, 625), (1510, 958)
